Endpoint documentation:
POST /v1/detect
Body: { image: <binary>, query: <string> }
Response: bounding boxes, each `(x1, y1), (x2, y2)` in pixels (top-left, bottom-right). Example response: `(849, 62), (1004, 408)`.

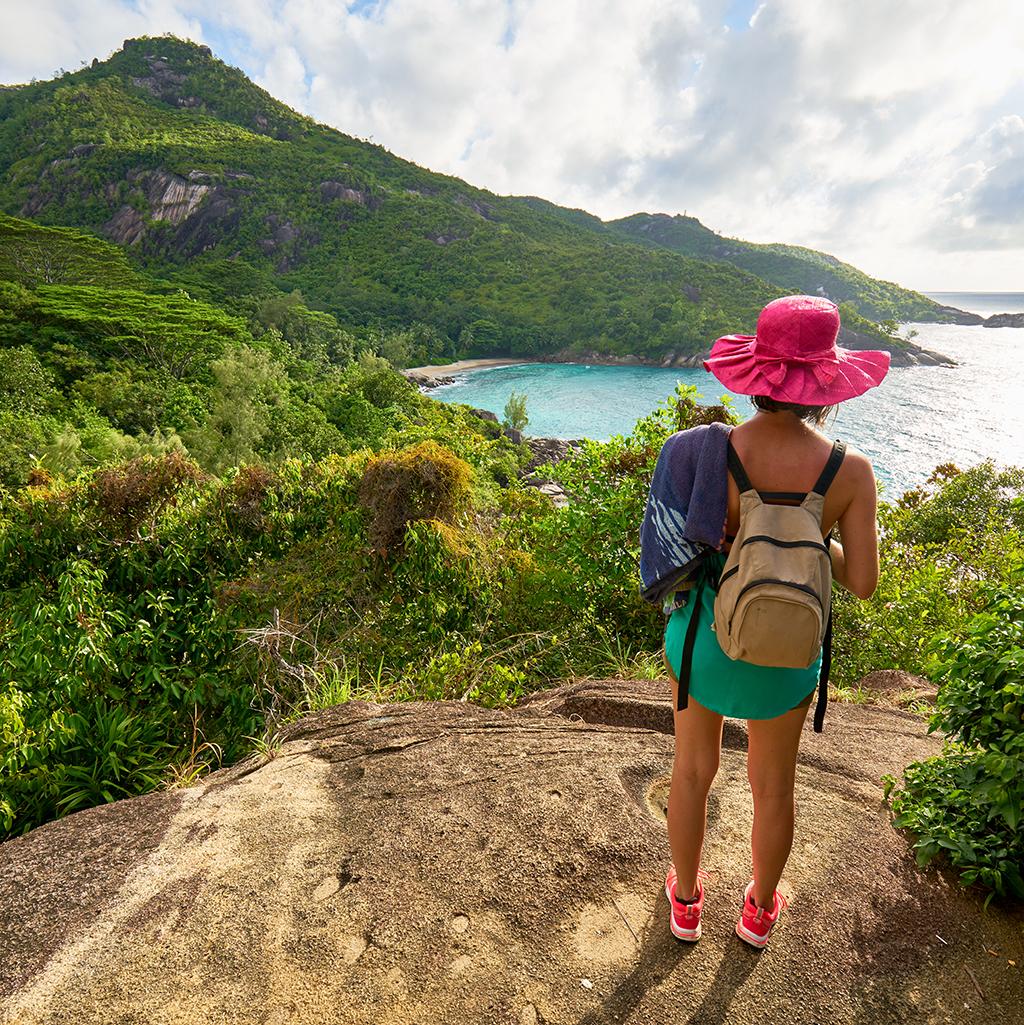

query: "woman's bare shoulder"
(837, 442), (876, 480)
(834, 442), (877, 502)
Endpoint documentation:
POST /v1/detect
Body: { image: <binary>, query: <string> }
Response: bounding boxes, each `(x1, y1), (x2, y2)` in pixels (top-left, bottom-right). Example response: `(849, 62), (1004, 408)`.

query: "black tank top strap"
(811, 440), (847, 496)
(726, 440), (754, 494)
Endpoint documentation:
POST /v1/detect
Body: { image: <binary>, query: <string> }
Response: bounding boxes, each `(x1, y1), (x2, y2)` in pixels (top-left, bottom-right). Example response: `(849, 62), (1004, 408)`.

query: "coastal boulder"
(930, 304), (984, 325)
(523, 437), (585, 472)
(1, 679), (1021, 1024)
(984, 312), (1024, 328)
(400, 369), (454, 389)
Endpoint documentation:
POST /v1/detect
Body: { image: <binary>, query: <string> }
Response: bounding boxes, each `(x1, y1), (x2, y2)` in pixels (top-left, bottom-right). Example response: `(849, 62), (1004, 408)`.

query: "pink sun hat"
(703, 295), (891, 405)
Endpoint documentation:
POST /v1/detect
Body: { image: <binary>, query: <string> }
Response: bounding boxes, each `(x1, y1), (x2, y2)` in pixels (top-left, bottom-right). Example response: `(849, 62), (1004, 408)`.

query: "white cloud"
(258, 43), (310, 112)
(1, 0), (1022, 288)
(928, 115), (1024, 251)
(0, 1), (201, 83)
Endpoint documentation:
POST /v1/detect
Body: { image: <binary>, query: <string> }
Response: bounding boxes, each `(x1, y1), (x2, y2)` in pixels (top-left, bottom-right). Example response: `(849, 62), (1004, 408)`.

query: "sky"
(2, 0), (1023, 291)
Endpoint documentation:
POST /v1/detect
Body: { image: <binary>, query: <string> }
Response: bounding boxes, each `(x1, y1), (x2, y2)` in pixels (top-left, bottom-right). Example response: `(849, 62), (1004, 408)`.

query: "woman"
(657, 295), (890, 949)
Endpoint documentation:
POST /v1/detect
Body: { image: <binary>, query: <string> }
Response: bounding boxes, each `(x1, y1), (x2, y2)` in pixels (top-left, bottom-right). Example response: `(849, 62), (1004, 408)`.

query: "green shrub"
(832, 463), (1024, 684)
(884, 575), (1024, 902)
(894, 463), (1024, 547)
(493, 384), (737, 670)
(0, 465), (262, 837)
(358, 440), (473, 551)
(88, 450), (207, 536)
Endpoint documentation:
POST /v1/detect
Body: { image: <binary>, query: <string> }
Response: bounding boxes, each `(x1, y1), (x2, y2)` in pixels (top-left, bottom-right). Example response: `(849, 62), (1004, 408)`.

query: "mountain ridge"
(607, 212), (981, 325)
(0, 35), (961, 365)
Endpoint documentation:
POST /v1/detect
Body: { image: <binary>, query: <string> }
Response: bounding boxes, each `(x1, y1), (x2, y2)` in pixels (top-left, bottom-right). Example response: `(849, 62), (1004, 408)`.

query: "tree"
(9, 240), (74, 285)
(503, 391), (529, 432)
(374, 328), (414, 369)
(183, 345), (288, 473)
(0, 347), (60, 414)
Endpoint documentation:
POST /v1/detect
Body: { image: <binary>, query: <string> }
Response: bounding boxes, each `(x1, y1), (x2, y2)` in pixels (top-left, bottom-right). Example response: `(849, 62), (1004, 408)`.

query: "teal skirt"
(663, 552), (820, 720)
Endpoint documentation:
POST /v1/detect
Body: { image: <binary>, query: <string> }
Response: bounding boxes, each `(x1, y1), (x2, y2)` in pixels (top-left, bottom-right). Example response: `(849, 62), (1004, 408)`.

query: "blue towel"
(639, 422), (731, 611)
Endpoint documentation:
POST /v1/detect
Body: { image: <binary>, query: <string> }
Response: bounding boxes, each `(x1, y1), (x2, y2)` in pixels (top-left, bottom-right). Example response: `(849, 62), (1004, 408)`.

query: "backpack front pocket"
(719, 582), (824, 668)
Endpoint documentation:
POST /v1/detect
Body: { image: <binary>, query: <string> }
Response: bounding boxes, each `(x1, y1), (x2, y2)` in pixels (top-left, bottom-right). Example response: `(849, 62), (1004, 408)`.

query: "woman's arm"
(831, 452), (880, 600)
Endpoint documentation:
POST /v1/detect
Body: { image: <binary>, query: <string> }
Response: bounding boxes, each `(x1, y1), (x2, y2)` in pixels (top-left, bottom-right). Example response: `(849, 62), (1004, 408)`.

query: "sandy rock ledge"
(1, 679), (1021, 1025)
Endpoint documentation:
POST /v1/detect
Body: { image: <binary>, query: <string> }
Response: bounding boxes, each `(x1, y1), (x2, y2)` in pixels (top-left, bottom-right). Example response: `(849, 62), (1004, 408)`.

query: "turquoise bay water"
(431, 307), (1024, 495)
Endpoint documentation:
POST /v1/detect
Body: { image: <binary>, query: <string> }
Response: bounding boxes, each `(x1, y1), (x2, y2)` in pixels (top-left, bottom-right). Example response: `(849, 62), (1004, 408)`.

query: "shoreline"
(404, 357), (539, 383)
(404, 329), (957, 388)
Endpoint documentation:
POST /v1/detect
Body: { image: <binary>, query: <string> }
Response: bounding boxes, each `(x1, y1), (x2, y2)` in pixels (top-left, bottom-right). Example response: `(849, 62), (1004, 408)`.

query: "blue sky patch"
(723, 0), (761, 32)
(348, 0), (387, 19)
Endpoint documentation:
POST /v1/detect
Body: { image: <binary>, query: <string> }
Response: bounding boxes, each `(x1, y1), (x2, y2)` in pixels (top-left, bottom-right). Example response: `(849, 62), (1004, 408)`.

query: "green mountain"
(0, 35), (953, 367)
(607, 213), (970, 324)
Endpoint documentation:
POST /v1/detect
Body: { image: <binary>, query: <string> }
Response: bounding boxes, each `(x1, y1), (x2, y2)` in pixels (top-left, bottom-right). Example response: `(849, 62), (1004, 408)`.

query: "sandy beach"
(404, 357), (537, 381)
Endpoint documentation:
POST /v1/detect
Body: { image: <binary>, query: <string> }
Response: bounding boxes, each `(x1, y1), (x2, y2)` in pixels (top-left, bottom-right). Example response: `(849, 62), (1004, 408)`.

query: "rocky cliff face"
(95, 168), (247, 257)
(1, 679), (1020, 1025)
(103, 170), (211, 246)
(145, 170), (210, 224)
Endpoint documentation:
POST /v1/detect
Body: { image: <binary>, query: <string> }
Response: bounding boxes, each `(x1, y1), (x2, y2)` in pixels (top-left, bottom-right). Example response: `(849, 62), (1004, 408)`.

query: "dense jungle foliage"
(885, 578), (1024, 902)
(0, 36), (944, 367)
(0, 212), (529, 488)
(875, 468), (1024, 901)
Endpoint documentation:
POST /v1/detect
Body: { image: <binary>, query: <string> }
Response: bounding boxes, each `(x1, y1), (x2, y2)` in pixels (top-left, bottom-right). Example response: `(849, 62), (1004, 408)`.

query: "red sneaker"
(664, 866), (708, 942)
(735, 880), (787, 949)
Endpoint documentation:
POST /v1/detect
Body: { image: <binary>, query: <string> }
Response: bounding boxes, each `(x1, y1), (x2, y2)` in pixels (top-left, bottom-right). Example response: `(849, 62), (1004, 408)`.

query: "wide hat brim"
(703, 334), (891, 405)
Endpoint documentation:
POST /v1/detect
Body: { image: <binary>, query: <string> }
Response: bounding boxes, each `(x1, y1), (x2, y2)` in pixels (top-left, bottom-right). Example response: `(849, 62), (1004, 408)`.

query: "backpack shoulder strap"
(810, 440), (847, 497)
(727, 441), (756, 495)
(675, 577), (703, 712)
(813, 604), (833, 733)
(812, 527), (836, 733)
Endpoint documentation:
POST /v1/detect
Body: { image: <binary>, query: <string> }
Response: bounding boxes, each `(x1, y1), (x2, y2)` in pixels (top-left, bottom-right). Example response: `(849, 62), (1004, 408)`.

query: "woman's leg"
(745, 699), (811, 908)
(667, 693), (724, 899)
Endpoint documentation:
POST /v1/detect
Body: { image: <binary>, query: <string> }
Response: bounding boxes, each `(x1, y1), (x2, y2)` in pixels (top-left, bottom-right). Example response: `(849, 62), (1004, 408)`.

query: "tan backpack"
(674, 438), (845, 732)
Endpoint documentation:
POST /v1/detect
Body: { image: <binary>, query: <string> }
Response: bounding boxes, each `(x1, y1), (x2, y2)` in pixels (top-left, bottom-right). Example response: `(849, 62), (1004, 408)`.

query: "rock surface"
(2, 679), (1021, 1025)
(857, 669), (938, 705)
(984, 312), (1024, 328)
(320, 181), (371, 206)
(531, 481), (569, 508)
(520, 438), (585, 507)
(401, 369), (456, 388)
(926, 304), (984, 326)
(523, 436), (585, 473)
(100, 168), (245, 255)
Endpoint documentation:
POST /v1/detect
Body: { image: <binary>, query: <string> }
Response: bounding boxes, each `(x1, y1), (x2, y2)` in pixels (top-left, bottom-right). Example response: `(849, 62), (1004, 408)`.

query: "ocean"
(430, 293), (1024, 496)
